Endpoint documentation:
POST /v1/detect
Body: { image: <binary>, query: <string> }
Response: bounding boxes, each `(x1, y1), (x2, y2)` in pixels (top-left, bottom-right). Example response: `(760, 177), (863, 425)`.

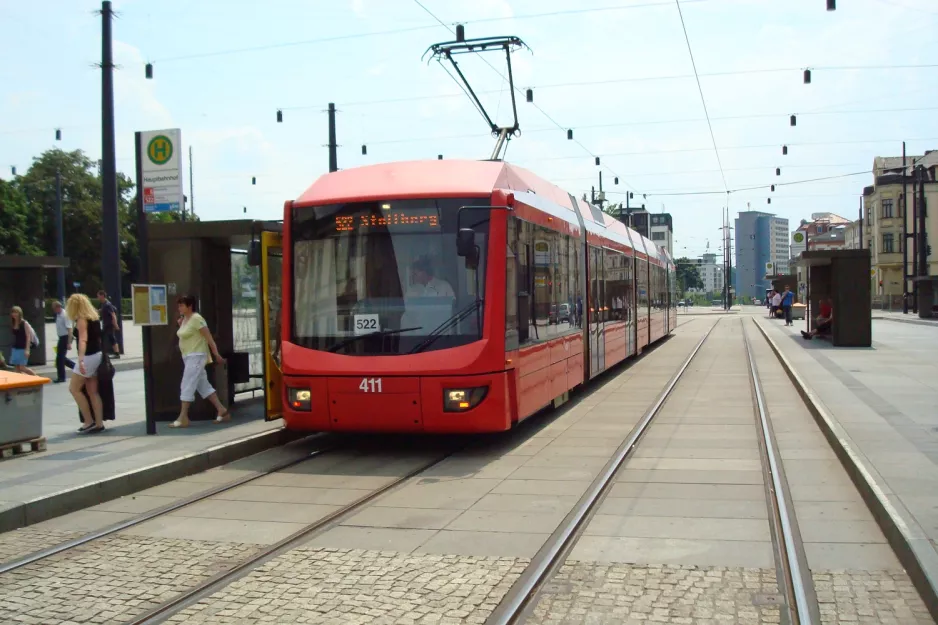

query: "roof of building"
(874, 150), (938, 176)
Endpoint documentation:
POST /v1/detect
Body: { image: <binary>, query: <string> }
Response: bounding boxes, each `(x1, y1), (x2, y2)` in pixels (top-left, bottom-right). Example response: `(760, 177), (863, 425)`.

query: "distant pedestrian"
(8, 306), (37, 376)
(771, 290), (782, 319)
(97, 290), (121, 360)
(781, 286), (794, 326)
(52, 300), (75, 383)
(170, 295), (229, 428)
(66, 294), (106, 434)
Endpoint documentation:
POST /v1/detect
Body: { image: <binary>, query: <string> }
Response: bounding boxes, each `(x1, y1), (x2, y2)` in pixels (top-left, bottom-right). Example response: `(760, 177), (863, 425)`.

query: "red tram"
(280, 159), (677, 433)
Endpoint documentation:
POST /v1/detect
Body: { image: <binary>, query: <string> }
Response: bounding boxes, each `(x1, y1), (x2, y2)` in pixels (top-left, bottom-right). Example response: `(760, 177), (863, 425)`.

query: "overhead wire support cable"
(674, 0), (727, 194)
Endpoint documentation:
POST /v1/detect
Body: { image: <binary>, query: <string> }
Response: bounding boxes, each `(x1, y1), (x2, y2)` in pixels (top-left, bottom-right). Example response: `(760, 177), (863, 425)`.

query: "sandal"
(215, 411), (231, 423)
(77, 423), (95, 433)
(168, 420), (190, 428)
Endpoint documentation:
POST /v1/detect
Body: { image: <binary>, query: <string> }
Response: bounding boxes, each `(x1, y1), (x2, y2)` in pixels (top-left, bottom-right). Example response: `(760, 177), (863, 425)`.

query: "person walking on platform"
(170, 295), (229, 428)
(780, 286), (794, 326)
(52, 300), (75, 383)
(8, 306), (37, 376)
(97, 290), (121, 360)
(66, 294), (106, 434)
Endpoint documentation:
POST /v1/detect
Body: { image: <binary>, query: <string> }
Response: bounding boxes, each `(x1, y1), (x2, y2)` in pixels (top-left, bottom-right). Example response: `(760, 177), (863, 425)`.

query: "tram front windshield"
(291, 198), (490, 355)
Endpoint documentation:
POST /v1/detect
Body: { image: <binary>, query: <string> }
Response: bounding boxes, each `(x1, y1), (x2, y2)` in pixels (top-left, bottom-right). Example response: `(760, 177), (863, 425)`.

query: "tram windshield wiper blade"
(327, 327), (423, 353)
(409, 299), (483, 355)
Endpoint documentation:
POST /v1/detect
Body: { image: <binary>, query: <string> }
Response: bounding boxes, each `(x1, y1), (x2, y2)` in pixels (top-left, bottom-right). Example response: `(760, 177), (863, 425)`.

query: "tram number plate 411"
(359, 378), (383, 393)
(353, 314), (379, 335)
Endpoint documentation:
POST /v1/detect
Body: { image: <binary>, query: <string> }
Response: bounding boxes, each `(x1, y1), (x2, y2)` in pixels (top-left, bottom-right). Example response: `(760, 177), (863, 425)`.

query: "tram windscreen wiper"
(409, 299), (482, 354)
(327, 327), (423, 353)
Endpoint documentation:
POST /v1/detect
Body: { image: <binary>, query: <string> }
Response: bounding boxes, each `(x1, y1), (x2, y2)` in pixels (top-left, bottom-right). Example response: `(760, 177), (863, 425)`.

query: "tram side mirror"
(456, 228), (476, 257)
(247, 239), (262, 267)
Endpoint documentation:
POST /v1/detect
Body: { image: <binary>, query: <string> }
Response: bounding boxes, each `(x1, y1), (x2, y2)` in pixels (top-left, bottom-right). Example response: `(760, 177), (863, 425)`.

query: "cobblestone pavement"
(0, 534), (261, 624)
(527, 563), (782, 625)
(166, 547), (527, 625)
(812, 571), (932, 624)
(0, 527), (84, 563)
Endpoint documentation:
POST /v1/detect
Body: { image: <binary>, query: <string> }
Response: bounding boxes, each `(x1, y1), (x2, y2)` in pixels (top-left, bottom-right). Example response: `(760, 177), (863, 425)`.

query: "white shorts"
(180, 353), (215, 402)
(73, 352), (103, 378)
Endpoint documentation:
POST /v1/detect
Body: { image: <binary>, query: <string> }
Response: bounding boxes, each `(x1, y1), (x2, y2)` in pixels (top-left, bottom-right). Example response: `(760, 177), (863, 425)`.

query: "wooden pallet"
(0, 436), (47, 460)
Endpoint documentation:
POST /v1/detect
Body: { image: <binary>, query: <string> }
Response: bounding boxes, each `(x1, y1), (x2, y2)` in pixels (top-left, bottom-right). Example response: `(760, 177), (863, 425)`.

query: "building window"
(883, 233), (894, 254)
(882, 199), (894, 219)
(651, 232), (665, 241)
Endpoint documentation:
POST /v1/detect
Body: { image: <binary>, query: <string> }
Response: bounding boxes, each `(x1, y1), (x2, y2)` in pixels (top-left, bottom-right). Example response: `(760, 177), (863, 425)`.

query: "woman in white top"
(169, 295), (228, 428)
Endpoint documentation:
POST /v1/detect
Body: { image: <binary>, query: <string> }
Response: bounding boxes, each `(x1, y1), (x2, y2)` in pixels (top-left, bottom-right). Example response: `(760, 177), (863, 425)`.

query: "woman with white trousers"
(169, 294), (229, 428)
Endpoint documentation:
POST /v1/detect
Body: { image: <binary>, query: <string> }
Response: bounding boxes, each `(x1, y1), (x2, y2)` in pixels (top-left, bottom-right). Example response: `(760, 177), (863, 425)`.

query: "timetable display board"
(131, 284), (168, 326)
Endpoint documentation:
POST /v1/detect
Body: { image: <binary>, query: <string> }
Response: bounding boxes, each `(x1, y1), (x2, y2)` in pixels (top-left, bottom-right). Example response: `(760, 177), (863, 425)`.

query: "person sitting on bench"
(801, 298), (833, 340)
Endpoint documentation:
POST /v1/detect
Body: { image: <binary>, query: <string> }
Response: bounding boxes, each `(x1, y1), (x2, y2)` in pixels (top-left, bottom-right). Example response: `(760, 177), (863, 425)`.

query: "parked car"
(558, 303), (571, 323)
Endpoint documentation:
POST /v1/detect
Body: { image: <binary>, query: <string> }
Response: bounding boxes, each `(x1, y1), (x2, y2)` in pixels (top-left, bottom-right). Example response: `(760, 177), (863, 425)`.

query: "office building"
(649, 213), (673, 257)
(734, 210), (776, 302)
(770, 217), (790, 274)
(687, 252), (724, 295)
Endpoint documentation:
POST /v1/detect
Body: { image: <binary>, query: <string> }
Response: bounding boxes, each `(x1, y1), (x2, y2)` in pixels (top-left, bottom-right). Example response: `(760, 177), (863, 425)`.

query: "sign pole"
(136, 132), (156, 435)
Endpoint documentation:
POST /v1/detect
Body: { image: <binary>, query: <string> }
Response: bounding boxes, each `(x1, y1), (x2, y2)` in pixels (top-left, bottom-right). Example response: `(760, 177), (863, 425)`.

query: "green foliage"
(6, 148), (190, 299)
(600, 202), (622, 217)
(674, 257), (703, 293)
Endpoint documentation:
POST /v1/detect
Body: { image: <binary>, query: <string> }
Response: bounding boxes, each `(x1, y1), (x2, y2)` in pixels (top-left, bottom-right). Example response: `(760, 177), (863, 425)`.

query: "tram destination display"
(334, 204), (441, 232)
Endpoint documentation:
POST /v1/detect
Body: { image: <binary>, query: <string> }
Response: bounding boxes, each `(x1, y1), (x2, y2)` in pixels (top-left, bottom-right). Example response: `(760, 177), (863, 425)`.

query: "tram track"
(486, 317), (723, 625)
(486, 315), (825, 625)
(0, 435), (332, 575)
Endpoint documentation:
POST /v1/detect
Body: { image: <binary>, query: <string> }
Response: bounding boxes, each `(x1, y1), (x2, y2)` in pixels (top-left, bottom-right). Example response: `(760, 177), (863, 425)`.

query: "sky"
(2, 0), (937, 259)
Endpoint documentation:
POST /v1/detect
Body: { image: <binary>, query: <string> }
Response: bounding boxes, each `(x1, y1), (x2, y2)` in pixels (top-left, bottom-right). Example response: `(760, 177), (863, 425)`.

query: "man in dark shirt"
(97, 290), (121, 358)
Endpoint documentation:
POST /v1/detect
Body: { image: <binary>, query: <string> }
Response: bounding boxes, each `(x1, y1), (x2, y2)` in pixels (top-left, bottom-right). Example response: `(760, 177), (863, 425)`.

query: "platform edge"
(751, 317), (938, 623)
(0, 426), (301, 534)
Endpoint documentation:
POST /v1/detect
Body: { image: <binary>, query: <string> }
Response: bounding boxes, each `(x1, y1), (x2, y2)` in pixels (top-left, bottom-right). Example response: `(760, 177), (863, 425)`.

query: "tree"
(0, 179), (41, 255)
(601, 202), (622, 217)
(11, 148), (189, 298)
(674, 257), (703, 294)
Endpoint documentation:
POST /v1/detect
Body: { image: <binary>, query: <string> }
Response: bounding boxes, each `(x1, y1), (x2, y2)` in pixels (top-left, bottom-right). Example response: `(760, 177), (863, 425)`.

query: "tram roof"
(295, 159), (578, 209)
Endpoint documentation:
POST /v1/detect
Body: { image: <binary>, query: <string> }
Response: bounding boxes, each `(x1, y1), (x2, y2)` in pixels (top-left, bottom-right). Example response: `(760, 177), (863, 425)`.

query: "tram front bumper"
(282, 372), (510, 433)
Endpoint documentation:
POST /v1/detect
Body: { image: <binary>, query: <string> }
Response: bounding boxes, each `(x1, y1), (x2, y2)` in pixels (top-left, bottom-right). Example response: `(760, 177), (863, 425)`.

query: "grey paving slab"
(417, 529), (549, 558)
(469, 493), (580, 513)
(341, 506), (464, 530)
(212, 484), (373, 505)
(803, 542), (902, 570)
(305, 525), (438, 553)
(121, 514), (305, 544)
(88, 494), (177, 514)
(168, 499), (341, 524)
(615, 468), (765, 484)
(598, 496), (768, 519)
(570, 535), (775, 568)
(30, 508), (136, 532)
(585, 514), (770, 541)
(609, 481), (767, 500)
(377, 477), (500, 509)
(491, 478), (592, 496)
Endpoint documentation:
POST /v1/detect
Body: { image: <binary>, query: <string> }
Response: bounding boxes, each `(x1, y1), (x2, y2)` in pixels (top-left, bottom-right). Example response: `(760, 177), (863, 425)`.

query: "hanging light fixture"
(595, 157), (600, 166)
(767, 198), (772, 204)
(827, 0), (835, 10)
(776, 168), (781, 176)
(614, 177), (619, 185)
(276, 110), (283, 123)
(790, 115), (797, 127)
(803, 69), (812, 84)
(456, 24), (465, 42)
(771, 185), (776, 192)
(361, 145), (367, 155)
(55, 128), (62, 141)
(145, 63), (153, 79)
(438, 154), (443, 160)
(567, 129), (573, 140)
(782, 145), (788, 155)
(243, 206), (247, 214)
(251, 176), (256, 185)
(10, 166), (16, 176)
(526, 88), (533, 103)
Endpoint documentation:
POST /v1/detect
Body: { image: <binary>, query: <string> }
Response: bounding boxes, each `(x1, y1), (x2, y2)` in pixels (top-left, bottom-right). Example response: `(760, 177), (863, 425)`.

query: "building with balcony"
(863, 151), (938, 301)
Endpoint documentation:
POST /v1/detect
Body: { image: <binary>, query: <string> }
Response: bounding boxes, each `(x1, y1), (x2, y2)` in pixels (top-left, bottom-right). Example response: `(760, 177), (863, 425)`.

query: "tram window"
(532, 225), (554, 338)
(517, 219), (533, 345)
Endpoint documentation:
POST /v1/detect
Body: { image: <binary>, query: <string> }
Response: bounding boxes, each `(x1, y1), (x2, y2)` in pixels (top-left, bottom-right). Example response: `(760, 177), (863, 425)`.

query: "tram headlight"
(288, 388), (312, 412)
(443, 387), (488, 412)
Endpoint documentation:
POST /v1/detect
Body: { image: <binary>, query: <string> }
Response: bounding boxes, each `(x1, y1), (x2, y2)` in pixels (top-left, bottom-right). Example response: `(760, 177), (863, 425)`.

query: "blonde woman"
(170, 295), (229, 428)
(65, 294), (106, 434)
(8, 306), (37, 376)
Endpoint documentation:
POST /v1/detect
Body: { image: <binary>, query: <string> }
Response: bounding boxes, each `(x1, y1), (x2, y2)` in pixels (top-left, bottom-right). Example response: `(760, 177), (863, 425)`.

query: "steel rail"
(0, 436), (330, 575)
(124, 449), (459, 625)
(742, 321), (817, 625)
(486, 318), (721, 625)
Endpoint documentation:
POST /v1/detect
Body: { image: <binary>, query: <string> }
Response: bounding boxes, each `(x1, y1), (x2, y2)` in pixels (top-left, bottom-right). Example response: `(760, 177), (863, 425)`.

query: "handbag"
(99, 351), (115, 382)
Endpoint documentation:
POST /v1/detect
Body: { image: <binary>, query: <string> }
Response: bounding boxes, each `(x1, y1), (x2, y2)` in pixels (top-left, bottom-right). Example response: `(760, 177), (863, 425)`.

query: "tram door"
(260, 231), (284, 420)
(589, 246), (605, 377)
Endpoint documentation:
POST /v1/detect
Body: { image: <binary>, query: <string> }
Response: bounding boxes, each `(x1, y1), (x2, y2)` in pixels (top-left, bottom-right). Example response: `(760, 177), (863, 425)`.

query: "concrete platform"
(754, 312), (938, 616)
(0, 366), (291, 532)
